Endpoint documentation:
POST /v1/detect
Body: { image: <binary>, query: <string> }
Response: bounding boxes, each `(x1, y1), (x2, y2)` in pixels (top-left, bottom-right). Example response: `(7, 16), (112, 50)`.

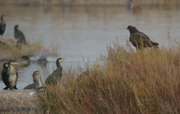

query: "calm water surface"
(0, 5), (180, 89)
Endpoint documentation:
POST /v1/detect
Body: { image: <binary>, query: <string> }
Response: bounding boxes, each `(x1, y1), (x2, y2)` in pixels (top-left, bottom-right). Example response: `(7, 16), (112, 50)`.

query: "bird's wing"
(2, 69), (10, 87)
(131, 32), (153, 45)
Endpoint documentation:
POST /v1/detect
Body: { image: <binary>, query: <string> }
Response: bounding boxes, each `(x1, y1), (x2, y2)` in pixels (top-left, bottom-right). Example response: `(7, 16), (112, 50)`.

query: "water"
(0, 5), (180, 89)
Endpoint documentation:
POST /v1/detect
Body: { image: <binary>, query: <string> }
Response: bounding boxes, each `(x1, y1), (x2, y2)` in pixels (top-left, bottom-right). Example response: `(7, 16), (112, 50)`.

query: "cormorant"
(126, 25), (159, 50)
(24, 71), (40, 89)
(1, 61), (18, 90)
(20, 55), (30, 67)
(45, 58), (63, 85)
(0, 15), (6, 38)
(14, 25), (27, 45)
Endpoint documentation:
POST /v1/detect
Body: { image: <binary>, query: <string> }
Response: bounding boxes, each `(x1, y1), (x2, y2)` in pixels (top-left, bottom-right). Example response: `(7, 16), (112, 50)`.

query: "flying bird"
(126, 25), (159, 50)
(0, 15), (6, 38)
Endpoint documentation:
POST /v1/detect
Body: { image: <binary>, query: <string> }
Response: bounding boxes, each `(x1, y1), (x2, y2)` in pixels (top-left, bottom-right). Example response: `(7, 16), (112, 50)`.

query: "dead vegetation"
(39, 39), (180, 113)
(0, 38), (58, 61)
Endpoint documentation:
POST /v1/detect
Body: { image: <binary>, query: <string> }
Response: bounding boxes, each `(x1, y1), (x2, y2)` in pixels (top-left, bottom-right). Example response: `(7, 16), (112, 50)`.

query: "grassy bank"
(39, 39), (180, 113)
(0, 38), (58, 61)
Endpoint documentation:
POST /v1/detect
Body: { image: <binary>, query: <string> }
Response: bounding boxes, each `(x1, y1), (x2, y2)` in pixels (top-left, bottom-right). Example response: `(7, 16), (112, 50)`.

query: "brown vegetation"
(0, 38), (58, 61)
(39, 39), (180, 113)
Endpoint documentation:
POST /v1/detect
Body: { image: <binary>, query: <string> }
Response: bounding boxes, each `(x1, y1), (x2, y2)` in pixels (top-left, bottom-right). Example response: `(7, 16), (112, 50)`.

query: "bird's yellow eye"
(5, 64), (8, 67)
(59, 59), (63, 62)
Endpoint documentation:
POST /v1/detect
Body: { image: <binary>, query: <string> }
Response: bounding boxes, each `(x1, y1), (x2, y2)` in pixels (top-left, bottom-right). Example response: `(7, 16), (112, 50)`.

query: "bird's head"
(8, 60), (19, 66)
(1, 15), (5, 21)
(3, 63), (8, 69)
(14, 25), (19, 30)
(56, 58), (63, 67)
(33, 71), (40, 77)
(126, 25), (139, 33)
(20, 55), (30, 61)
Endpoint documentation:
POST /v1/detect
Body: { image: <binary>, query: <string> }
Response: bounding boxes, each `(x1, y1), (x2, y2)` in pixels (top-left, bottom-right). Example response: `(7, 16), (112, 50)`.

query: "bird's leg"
(13, 86), (18, 89)
(3, 87), (8, 90)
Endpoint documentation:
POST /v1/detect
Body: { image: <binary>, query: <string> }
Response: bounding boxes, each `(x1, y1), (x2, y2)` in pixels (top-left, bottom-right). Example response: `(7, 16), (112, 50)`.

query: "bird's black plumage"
(0, 15), (6, 37)
(24, 71), (40, 89)
(126, 25), (159, 50)
(45, 58), (63, 85)
(1, 61), (18, 90)
(14, 25), (27, 44)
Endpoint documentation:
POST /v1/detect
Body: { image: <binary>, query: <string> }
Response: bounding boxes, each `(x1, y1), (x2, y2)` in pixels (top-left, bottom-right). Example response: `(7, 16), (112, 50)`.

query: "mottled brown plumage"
(126, 25), (159, 50)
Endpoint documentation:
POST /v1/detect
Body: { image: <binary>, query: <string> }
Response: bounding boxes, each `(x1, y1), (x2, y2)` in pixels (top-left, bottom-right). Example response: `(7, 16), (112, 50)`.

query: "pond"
(0, 5), (180, 89)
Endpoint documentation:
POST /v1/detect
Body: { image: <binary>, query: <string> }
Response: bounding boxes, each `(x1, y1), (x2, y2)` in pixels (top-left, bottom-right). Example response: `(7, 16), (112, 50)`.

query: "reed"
(0, 38), (58, 60)
(39, 38), (180, 113)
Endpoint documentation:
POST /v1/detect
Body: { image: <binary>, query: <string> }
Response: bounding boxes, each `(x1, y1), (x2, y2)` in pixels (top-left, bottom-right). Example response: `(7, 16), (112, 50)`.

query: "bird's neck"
(33, 76), (39, 84)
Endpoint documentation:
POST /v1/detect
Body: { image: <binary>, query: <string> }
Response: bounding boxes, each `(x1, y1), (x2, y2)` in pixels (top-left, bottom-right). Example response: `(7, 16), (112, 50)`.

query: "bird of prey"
(126, 25), (159, 50)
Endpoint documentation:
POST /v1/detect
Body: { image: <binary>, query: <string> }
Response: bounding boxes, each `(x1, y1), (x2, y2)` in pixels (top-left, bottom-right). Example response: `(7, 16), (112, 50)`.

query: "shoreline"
(0, 0), (179, 7)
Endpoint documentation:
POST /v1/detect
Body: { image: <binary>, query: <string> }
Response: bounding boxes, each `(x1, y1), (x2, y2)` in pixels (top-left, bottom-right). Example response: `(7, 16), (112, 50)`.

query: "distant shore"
(0, 0), (179, 7)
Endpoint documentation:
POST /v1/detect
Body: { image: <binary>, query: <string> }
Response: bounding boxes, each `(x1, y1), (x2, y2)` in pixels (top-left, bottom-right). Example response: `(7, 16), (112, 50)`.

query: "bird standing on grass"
(126, 25), (159, 50)
(45, 58), (63, 85)
(24, 71), (40, 89)
(0, 15), (6, 38)
(14, 25), (27, 46)
(1, 61), (18, 90)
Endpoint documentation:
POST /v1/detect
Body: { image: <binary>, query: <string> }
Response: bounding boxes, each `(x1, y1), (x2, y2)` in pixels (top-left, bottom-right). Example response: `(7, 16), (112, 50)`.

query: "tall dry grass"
(39, 39), (180, 113)
(0, 38), (58, 60)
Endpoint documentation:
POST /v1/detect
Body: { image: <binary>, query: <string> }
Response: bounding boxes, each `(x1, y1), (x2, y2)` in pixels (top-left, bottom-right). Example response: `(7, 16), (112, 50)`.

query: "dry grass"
(39, 39), (180, 113)
(0, 38), (58, 60)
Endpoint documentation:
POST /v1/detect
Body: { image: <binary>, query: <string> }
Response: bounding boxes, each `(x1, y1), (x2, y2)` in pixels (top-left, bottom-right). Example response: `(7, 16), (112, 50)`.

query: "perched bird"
(19, 55), (30, 67)
(126, 25), (159, 50)
(14, 25), (27, 44)
(45, 58), (63, 85)
(1, 61), (18, 90)
(0, 15), (6, 38)
(24, 71), (40, 89)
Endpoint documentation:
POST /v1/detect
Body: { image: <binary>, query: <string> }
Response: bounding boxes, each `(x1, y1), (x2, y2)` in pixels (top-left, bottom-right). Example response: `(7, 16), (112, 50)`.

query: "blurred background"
(0, 0), (180, 89)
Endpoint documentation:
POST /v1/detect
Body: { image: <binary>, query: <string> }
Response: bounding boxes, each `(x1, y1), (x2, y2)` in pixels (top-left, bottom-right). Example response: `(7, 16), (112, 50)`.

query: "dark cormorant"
(24, 71), (40, 89)
(14, 25), (27, 45)
(45, 58), (63, 85)
(1, 61), (18, 90)
(20, 55), (30, 67)
(126, 25), (159, 50)
(0, 15), (6, 38)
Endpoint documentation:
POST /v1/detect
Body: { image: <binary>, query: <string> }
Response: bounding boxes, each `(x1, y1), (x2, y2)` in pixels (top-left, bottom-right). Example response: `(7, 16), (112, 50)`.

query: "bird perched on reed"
(1, 61), (18, 90)
(24, 71), (40, 89)
(45, 58), (63, 85)
(14, 25), (27, 45)
(126, 25), (159, 50)
(0, 15), (6, 38)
